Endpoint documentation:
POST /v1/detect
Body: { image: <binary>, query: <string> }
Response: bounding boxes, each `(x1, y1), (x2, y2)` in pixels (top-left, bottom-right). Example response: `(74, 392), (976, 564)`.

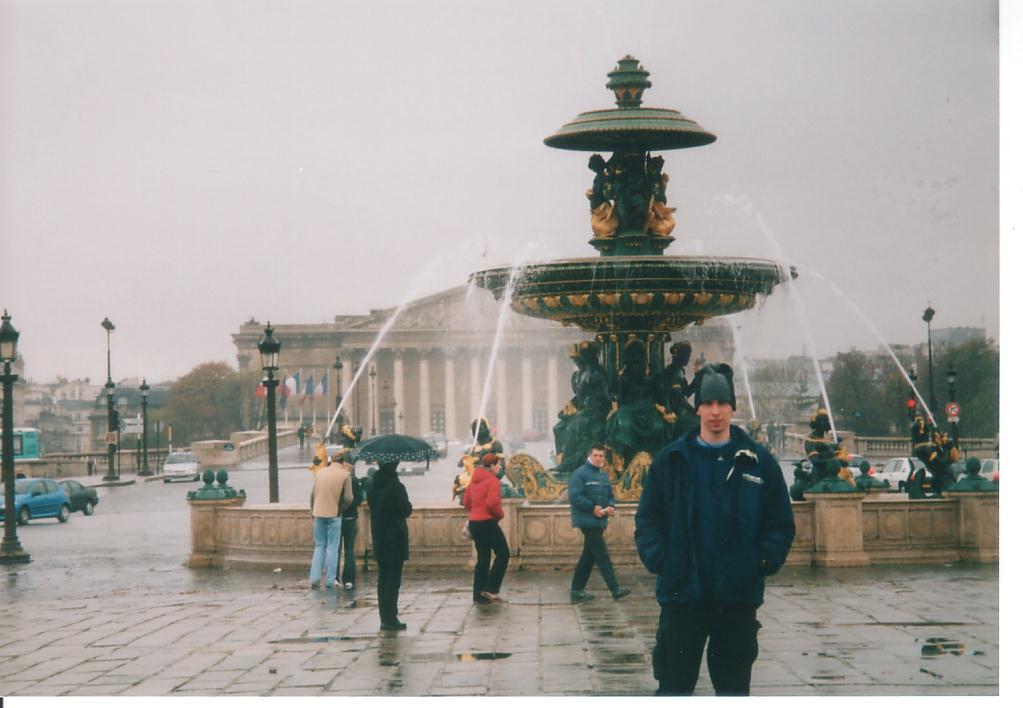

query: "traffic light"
(906, 397), (917, 419)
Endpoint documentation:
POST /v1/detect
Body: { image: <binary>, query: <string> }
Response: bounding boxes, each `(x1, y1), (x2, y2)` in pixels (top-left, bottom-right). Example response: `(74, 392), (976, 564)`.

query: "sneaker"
(611, 587), (631, 600)
(343, 582), (354, 590)
(569, 590), (594, 603)
(309, 580), (320, 590)
(380, 621), (407, 631)
(480, 591), (503, 603)
(331, 580), (344, 589)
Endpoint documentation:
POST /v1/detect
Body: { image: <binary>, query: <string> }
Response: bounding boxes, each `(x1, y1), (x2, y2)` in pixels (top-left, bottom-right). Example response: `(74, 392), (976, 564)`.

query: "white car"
(875, 457), (928, 492)
(979, 458), (999, 483)
(162, 451), (200, 483)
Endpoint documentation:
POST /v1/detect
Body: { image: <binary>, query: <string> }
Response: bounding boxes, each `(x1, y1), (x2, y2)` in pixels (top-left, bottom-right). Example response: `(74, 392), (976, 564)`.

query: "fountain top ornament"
(544, 55), (717, 153)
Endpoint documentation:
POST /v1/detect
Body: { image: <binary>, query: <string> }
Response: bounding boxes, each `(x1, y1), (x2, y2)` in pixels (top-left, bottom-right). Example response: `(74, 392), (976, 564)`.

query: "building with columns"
(232, 286), (734, 443)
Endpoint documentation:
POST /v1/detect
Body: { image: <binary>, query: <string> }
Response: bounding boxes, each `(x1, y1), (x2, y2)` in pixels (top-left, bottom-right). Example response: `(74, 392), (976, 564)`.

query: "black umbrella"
(352, 433), (436, 467)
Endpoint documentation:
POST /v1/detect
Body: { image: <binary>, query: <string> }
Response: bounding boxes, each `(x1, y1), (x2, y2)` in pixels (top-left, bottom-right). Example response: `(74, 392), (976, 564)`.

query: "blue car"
(0, 478), (72, 525)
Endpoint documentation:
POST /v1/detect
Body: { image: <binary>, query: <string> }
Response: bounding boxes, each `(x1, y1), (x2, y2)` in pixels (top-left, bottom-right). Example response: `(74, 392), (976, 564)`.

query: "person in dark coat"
(635, 363), (795, 696)
(368, 460), (412, 631)
(334, 451), (363, 590)
(568, 444), (629, 602)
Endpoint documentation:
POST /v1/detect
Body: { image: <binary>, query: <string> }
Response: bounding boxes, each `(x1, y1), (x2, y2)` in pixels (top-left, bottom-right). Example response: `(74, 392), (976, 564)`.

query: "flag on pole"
(314, 371), (327, 399)
(301, 373), (315, 403)
(286, 371), (301, 397)
(255, 380), (267, 399)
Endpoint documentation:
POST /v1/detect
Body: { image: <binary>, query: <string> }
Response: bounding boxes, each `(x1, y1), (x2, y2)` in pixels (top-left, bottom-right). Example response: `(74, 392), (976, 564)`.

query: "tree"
(936, 338), (998, 438)
(165, 362), (253, 445)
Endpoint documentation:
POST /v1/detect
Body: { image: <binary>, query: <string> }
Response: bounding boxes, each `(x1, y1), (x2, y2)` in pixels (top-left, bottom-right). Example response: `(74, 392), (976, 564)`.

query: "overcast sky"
(0, 0), (1005, 385)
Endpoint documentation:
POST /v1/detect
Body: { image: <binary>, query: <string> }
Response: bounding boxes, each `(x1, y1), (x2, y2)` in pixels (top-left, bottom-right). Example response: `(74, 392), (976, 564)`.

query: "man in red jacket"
(463, 452), (510, 603)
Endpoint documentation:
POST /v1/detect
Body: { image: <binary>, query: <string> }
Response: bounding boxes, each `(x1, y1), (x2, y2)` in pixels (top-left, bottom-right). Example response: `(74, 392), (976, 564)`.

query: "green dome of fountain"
(544, 55), (716, 152)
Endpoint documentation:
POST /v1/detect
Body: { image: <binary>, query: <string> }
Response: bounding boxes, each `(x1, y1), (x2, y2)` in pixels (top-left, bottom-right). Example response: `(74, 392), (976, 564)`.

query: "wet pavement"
(0, 443), (999, 696)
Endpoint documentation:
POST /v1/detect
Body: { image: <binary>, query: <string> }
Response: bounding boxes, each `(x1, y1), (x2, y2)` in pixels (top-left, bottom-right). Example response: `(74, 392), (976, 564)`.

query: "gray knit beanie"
(693, 363), (737, 409)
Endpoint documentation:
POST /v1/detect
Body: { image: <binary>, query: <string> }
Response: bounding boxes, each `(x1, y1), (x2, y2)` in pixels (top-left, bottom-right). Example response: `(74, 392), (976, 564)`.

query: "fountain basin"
(471, 255), (793, 332)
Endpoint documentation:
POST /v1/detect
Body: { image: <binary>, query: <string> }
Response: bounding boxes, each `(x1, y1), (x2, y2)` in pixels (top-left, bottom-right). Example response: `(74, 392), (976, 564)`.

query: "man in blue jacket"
(634, 363), (794, 696)
(568, 444), (630, 602)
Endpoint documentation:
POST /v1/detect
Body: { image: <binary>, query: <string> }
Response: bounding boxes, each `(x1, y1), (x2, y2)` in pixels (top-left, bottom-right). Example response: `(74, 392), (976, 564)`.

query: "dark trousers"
(336, 516), (357, 585)
(469, 519), (509, 601)
(376, 560), (404, 624)
(570, 527), (619, 593)
(653, 602), (761, 696)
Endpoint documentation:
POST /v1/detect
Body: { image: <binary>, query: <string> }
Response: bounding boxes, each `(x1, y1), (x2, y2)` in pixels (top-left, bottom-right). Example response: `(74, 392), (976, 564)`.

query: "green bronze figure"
(553, 341), (612, 473)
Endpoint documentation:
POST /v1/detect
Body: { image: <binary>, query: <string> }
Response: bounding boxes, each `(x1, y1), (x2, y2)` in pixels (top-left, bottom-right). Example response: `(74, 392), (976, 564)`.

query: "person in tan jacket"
(308, 454), (354, 589)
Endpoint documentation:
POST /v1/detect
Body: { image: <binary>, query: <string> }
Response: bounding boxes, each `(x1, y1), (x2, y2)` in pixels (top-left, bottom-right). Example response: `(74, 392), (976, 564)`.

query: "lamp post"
(1, 311), (30, 564)
(258, 323), (282, 503)
(369, 365), (377, 436)
(138, 379), (151, 476)
(333, 356), (343, 441)
(101, 317), (118, 481)
(398, 410), (404, 434)
(946, 362), (958, 447)
(922, 306), (936, 415)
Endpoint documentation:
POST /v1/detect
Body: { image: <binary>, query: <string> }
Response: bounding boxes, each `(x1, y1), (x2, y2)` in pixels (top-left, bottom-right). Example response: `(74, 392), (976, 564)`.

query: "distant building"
(233, 285), (735, 441)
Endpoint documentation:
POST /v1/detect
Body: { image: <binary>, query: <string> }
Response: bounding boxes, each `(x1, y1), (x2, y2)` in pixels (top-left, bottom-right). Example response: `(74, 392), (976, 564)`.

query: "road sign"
(945, 402), (961, 418)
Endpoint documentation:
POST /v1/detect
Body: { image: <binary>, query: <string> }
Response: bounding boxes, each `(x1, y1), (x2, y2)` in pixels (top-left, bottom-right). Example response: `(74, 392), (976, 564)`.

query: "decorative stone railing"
(188, 491), (997, 571)
(783, 433), (996, 460)
(16, 450), (169, 479)
(191, 428), (299, 468)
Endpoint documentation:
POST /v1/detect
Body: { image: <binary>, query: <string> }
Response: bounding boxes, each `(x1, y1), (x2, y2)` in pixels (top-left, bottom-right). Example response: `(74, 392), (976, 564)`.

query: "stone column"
(521, 352), (534, 435)
(804, 492), (870, 566)
(419, 350), (431, 435)
(547, 353), (559, 437)
(392, 350), (405, 434)
(341, 358), (354, 423)
(187, 496), (246, 568)
(947, 491), (999, 563)
(470, 352), (482, 422)
(444, 352), (457, 441)
(496, 356), (508, 438)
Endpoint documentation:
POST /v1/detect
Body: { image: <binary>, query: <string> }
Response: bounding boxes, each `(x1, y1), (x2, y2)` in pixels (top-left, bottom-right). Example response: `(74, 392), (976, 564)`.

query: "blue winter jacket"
(634, 425), (795, 606)
(568, 460), (616, 530)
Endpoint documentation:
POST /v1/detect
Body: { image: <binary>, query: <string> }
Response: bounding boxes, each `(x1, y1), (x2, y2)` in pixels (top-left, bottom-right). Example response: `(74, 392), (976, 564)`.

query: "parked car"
(422, 432), (447, 459)
(875, 457), (929, 492)
(58, 480), (99, 516)
(0, 478), (71, 525)
(979, 458), (999, 483)
(162, 451), (200, 482)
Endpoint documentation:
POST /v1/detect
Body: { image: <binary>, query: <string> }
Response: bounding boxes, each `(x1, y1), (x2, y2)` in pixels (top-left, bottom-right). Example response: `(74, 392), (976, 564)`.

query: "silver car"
(162, 451), (200, 483)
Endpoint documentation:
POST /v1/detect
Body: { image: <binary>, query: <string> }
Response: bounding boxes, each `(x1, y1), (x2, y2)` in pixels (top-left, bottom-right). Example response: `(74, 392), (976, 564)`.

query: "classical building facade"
(232, 285), (734, 443)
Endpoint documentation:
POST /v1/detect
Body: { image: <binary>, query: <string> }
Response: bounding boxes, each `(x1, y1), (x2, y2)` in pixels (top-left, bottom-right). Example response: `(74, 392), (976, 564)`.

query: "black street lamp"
(333, 356), (344, 441)
(1, 311), (30, 564)
(946, 362), (958, 447)
(922, 306), (936, 416)
(369, 365), (377, 436)
(138, 379), (152, 476)
(333, 355), (343, 410)
(258, 323), (282, 503)
(101, 317), (118, 481)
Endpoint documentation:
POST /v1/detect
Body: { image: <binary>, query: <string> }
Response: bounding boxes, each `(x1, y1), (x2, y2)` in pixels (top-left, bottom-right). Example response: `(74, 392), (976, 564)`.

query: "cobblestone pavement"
(0, 562), (997, 697)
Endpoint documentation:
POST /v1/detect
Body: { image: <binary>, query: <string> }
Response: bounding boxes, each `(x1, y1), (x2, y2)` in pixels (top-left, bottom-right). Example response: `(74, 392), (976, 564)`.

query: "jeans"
(309, 516), (342, 585)
(570, 527), (619, 593)
(336, 516), (358, 585)
(652, 602), (761, 696)
(468, 519), (509, 600)
(377, 560), (404, 624)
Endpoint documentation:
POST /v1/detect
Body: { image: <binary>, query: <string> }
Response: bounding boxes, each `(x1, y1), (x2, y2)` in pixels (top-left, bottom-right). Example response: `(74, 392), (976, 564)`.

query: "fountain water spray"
(753, 211), (838, 442)
(471, 241), (545, 446)
(324, 245), (473, 440)
(798, 264), (937, 423)
(727, 315), (757, 421)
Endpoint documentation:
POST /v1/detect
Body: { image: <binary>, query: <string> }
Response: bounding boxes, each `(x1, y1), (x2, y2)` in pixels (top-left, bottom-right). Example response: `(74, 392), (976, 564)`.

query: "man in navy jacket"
(635, 363), (794, 696)
(568, 444), (630, 602)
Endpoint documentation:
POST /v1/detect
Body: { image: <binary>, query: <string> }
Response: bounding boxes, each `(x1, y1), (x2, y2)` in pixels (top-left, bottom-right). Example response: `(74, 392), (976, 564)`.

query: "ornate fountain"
(471, 56), (793, 501)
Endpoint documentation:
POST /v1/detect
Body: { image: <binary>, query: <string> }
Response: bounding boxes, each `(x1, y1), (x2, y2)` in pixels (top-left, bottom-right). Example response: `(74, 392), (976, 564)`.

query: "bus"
(0, 428), (41, 460)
